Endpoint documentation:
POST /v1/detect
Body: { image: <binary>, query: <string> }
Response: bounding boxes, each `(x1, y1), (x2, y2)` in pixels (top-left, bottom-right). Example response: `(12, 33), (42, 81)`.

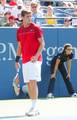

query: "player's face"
(65, 46), (73, 55)
(23, 13), (32, 25)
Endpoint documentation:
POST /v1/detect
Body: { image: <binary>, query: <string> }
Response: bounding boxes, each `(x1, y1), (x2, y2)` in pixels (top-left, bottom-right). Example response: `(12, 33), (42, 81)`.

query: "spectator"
(0, 0), (11, 17)
(11, 0), (24, 20)
(9, 0), (17, 6)
(63, 2), (74, 8)
(30, 1), (44, 25)
(24, 1), (30, 10)
(0, 11), (11, 26)
(45, 5), (57, 26)
(63, 18), (73, 28)
(72, 6), (77, 26)
(4, 15), (17, 27)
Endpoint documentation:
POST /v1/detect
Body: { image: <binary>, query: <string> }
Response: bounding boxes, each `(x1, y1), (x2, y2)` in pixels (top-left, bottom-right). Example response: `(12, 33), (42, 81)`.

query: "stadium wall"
(0, 28), (77, 99)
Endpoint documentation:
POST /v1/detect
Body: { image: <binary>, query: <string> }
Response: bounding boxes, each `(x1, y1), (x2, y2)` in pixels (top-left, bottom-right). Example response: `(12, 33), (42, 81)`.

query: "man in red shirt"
(15, 10), (45, 116)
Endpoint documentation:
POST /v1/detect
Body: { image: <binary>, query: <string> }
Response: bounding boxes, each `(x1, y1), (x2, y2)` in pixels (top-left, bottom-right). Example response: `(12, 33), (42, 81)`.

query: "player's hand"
(31, 55), (38, 62)
(66, 74), (70, 80)
(15, 62), (20, 72)
(51, 73), (56, 79)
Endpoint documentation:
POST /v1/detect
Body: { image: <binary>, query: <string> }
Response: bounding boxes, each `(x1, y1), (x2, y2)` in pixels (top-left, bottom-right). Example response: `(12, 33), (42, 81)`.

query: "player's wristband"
(15, 56), (20, 62)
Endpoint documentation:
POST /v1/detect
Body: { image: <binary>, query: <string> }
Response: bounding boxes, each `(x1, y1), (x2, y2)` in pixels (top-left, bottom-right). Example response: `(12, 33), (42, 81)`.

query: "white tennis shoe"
(25, 107), (39, 116)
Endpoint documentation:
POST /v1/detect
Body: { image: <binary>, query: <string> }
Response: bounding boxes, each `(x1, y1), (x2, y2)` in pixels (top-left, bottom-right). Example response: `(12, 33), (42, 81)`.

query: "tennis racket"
(12, 68), (20, 96)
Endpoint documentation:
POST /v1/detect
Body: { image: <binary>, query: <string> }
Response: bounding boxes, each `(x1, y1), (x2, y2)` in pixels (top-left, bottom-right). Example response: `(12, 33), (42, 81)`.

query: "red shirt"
(17, 23), (43, 63)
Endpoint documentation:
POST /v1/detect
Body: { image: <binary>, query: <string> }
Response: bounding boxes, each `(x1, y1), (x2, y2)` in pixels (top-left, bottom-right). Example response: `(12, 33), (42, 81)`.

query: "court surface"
(0, 97), (77, 120)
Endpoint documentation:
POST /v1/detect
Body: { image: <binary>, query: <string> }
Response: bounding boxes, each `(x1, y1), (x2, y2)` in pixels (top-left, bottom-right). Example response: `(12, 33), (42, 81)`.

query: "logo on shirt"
(30, 29), (33, 32)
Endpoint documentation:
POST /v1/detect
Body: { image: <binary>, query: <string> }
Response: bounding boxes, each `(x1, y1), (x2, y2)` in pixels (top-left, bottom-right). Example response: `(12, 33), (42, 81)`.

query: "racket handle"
(17, 68), (20, 73)
(17, 63), (21, 73)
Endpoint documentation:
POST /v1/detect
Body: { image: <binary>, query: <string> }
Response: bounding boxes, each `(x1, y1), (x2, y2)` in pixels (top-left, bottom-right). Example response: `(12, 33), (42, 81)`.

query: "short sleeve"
(35, 25), (43, 39)
(57, 53), (63, 60)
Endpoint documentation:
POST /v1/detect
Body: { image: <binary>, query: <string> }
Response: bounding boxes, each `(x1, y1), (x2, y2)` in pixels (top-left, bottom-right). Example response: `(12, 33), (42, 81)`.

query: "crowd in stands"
(0, 0), (77, 27)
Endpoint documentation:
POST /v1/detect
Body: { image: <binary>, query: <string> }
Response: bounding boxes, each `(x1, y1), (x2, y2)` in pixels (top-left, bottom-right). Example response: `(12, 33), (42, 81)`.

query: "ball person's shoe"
(47, 93), (54, 98)
(71, 93), (77, 97)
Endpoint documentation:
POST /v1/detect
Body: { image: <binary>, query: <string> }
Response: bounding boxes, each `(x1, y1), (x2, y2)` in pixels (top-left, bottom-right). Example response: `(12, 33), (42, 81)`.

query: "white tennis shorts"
(22, 61), (42, 83)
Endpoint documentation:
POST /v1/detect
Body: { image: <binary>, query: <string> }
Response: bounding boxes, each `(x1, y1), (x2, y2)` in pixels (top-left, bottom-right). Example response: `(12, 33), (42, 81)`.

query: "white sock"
(31, 99), (37, 109)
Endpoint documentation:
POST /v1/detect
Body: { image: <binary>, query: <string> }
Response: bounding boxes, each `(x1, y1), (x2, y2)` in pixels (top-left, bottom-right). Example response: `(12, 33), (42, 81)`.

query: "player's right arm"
(15, 41), (22, 71)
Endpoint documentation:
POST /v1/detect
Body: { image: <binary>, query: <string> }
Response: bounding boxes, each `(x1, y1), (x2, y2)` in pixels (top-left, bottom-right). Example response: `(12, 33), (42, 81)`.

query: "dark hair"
(63, 44), (73, 53)
(21, 10), (31, 17)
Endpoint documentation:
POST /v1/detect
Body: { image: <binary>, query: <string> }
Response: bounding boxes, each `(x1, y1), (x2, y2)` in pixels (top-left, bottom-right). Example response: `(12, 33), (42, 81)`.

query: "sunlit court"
(0, 97), (77, 120)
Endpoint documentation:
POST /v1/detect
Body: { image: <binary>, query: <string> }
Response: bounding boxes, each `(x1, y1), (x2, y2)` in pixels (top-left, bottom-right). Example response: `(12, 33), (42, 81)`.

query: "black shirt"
(50, 52), (73, 71)
(53, 52), (73, 63)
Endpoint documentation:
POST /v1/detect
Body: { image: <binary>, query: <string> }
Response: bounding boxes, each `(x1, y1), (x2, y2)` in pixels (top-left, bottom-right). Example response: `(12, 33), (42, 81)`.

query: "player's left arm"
(36, 36), (45, 57)
(31, 36), (45, 62)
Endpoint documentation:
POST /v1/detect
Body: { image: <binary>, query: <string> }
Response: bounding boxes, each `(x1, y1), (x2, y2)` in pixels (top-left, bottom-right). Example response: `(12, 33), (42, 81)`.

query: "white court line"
(0, 98), (77, 120)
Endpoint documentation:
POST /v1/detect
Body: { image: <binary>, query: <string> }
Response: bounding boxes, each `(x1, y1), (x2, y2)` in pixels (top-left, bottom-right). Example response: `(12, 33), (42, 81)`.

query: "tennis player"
(15, 9), (45, 116)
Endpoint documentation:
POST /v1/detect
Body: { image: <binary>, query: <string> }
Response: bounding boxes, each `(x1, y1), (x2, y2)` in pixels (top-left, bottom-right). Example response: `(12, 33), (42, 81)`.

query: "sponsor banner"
(0, 28), (77, 99)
